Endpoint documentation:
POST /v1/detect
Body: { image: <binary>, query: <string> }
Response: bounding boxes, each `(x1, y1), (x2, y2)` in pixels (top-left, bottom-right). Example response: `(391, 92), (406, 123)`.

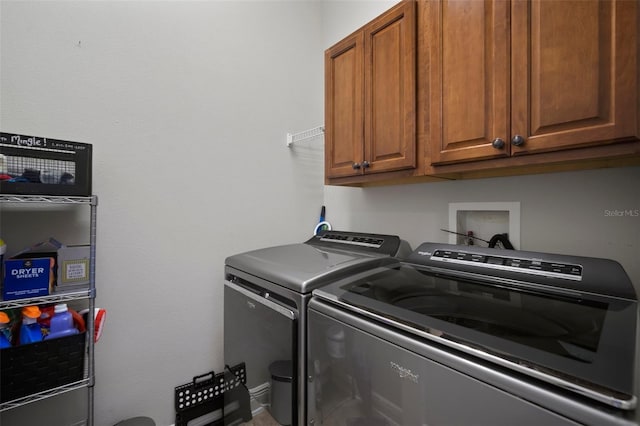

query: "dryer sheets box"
(8, 238), (90, 292)
(2, 257), (53, 300)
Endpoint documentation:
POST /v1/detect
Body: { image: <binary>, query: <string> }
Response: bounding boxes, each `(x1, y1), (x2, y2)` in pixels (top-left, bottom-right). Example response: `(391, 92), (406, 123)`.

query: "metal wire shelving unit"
(0, 194), (97, 426)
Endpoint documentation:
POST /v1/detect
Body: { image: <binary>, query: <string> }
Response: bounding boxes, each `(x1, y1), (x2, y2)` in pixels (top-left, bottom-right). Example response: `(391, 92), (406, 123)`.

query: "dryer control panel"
(306, 230), (412, 257)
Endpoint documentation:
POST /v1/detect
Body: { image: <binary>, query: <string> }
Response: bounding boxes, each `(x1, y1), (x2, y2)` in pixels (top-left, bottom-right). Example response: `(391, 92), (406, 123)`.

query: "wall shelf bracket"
(286, 125), (324, 147)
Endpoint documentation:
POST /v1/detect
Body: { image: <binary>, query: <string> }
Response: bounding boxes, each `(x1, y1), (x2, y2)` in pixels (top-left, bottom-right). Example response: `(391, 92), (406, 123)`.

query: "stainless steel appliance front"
(308, 299), (635, 426)
(308, 242), (637, 426)
(223, 231), (411, 425)
(224, 272), (300, 425)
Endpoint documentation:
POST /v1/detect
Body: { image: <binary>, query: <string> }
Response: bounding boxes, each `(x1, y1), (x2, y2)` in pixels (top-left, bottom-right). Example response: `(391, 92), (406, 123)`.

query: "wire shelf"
(286, 126), (325, 147)
(0, 194), (96, 205)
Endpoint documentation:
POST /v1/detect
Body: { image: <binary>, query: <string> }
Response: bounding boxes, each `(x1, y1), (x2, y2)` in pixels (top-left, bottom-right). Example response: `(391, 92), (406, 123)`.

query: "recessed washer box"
(448, 202), (521, 249)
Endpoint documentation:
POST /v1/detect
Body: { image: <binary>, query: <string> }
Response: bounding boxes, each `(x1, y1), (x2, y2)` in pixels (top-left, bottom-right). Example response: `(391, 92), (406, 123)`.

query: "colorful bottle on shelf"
(0, 238), (5, 297)
(0, 311), (12, 348)
(45, 303), (79, 340)
(19, 306), (44, 345)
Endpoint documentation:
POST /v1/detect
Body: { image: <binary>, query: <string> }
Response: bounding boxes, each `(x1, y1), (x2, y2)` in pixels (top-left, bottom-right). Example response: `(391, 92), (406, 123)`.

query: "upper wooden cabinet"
(325, 1), (417, 182)
(325, 0), (640, 186)
(425, 0), (640, 166)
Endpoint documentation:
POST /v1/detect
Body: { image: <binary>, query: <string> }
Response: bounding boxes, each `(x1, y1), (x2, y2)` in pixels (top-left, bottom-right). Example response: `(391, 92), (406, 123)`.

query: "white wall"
(325, 168), (640, 283)
(1, 1), (324, 425)
(2, 1), (639, 425)
(321, 0), (397, 47)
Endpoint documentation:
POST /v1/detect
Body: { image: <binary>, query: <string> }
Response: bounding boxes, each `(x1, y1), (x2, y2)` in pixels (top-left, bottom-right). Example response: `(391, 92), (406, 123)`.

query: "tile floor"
(240, 409), (281, 426)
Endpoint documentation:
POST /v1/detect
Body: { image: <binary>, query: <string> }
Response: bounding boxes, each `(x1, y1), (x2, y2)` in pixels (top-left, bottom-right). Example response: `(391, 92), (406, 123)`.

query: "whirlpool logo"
(389, 361), (419, 383)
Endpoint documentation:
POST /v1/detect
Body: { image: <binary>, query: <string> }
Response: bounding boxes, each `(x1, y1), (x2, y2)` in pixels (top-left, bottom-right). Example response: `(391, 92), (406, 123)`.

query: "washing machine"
(308, 242), (637, 426)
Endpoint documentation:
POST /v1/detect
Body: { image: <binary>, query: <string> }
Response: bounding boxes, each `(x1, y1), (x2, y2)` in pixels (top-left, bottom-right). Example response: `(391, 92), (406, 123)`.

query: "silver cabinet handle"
(225, 280), (296, 320)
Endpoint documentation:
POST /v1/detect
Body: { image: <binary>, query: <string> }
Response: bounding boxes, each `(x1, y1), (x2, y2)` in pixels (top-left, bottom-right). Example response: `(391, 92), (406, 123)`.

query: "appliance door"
(312, 262), (637, 408)
(307, 298), (636, 426)
(225, 280), (297, 424)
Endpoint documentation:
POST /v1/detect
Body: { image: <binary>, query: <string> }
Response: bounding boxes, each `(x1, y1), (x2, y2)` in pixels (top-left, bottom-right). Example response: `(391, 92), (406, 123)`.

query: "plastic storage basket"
(0, 332), (86, 403)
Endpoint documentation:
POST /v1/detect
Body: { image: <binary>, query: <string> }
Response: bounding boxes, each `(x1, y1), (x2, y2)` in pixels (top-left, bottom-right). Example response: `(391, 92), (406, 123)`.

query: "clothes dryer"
(224, 230), (411, 425)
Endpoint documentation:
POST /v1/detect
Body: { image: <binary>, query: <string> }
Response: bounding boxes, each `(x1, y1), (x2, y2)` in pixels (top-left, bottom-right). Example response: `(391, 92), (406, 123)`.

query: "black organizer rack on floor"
(174, 363), (251, 426)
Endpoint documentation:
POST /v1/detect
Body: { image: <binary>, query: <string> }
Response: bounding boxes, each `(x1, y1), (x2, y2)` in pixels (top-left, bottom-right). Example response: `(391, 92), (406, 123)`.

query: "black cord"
(441, 229), (514, 249)
(440, 229), (490, 244)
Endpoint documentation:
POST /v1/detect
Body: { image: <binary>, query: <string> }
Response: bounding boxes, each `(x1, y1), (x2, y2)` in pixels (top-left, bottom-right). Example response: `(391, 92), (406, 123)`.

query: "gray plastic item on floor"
(113, 416), (156, 426)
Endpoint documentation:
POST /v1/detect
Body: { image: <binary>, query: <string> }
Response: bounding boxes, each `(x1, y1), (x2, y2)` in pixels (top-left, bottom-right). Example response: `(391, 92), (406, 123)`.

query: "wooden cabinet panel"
(427, 0), (639, 168)
(325, 33), (364, 179)
(327, 0), (640, 186)
(365, 1), (417, 173)
(511, 0), (639, 155)
(325, 0), (416, 183)
(428, 0), (510, 165)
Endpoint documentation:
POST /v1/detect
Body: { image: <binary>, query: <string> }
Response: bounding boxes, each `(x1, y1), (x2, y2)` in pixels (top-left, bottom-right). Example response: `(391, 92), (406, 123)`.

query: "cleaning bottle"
(45, 303), (79, 340)
(80, 307), (107, 342)
(0, 238), (5, 292)
(0, 311), (12, 348)
(19, 306), (44, 344)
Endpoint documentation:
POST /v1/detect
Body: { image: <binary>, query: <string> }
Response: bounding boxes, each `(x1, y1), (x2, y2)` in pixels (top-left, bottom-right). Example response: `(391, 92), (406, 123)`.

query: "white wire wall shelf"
(286, 126), (325, 147)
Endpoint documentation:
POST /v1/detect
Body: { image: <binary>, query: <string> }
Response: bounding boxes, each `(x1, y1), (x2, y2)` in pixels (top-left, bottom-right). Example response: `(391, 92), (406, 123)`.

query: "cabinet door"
(427, 0), (511, 165)
(364, 0), (417, 174)
(511, 0), (639, 155)
(325, 32), (365, 179)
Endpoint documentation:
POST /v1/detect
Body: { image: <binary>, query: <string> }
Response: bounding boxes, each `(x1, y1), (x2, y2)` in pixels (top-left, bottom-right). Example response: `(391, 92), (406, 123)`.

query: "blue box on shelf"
(2, 257), (53, 300)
